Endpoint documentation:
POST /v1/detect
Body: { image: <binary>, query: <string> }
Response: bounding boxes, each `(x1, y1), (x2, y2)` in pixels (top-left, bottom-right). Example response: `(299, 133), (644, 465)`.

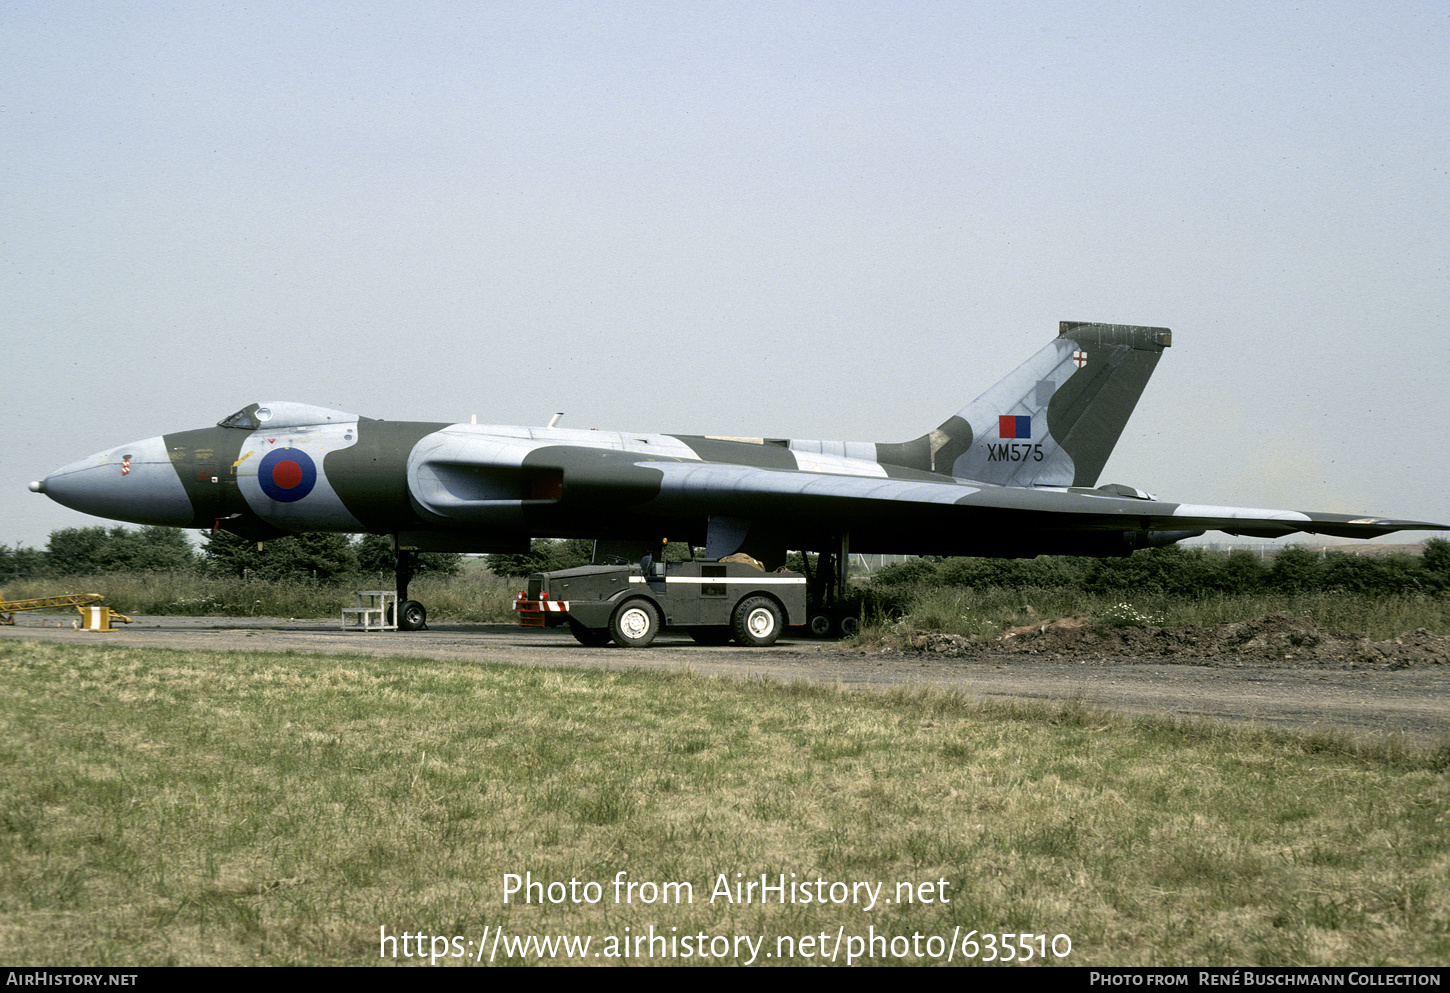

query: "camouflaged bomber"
(32, 322), (1448, 634)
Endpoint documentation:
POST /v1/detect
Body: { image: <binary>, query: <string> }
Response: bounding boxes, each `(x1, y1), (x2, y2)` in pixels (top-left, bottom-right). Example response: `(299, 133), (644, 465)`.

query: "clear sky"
(5, 1), (1447, 549)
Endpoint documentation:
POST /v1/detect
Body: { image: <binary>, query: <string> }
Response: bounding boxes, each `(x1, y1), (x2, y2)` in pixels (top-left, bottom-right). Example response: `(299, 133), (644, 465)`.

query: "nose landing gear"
(393, 546), (427, 631)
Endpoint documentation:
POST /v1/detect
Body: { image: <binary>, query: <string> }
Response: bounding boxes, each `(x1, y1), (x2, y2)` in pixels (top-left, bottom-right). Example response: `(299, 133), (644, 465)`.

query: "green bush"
(45, 526), (196, 575)
(202, 530), (358, 580)
(1419, 538), (1450, 592)
(0, 544), (47, 583)
(486, 538), (594, 577)
(869, 546), (1438, 600)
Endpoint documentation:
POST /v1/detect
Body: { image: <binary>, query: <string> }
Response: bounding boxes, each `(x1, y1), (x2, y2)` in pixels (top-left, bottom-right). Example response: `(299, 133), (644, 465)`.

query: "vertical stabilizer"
(875, 322), (1171, 487)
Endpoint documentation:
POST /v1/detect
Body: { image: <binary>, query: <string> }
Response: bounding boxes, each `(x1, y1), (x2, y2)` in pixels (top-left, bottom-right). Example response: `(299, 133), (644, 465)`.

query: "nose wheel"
(397, 599), (427, 631)
(393, 545), (427, 632)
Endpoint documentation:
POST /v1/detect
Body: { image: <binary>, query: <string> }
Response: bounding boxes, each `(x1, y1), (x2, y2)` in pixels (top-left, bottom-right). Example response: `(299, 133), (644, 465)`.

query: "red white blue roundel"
(258, 448), (317, 502)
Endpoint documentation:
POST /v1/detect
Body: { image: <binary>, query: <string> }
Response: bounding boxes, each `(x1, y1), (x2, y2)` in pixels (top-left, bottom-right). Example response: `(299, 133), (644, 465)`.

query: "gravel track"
(4, 615), (1448, 745)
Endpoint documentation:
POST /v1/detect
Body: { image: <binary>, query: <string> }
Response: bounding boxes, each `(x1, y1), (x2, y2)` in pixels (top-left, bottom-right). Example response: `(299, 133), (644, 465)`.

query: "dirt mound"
(900, 613), (1450, 668)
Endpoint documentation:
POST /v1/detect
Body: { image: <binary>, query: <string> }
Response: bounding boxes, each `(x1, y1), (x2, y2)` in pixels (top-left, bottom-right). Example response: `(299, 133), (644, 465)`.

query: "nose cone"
(37, 435), (197, 527)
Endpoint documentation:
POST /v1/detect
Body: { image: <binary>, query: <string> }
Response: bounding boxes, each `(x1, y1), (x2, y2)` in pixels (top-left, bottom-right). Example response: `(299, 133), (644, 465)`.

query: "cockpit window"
(218, 404), (262, 430)
(216, 401), (361, 430)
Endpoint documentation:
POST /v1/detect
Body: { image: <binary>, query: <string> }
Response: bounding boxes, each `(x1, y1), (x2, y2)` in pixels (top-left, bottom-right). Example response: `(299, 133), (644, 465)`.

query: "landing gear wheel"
(808, 613), (834, 638)
(837, 614), (860, 638)
(569, 620), (613, 647)
(688, 626), (732, 645)
(610, 599), (661, 648)
(732, 597), (783, 647)
(397, 599), (427, 631)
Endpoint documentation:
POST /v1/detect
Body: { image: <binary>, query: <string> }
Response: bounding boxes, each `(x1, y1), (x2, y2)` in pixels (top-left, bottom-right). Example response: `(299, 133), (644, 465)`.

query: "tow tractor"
(515, 555), (807, 648)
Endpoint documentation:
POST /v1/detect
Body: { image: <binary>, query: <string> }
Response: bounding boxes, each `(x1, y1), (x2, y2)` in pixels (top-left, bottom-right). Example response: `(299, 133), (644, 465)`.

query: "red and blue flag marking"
(998, 415), (1032, 439)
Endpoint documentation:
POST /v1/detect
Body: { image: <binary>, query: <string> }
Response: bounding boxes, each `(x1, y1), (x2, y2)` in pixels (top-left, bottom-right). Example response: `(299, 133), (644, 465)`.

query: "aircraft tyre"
(610, 599), (661, 648)
(688, 626), (732, 645)
(569, 620), (613, 647)
(837, 614), (860, 638)
(733, 596), (783, 647)
(397, 600), (427, 632)
(807, 613), (834, 638)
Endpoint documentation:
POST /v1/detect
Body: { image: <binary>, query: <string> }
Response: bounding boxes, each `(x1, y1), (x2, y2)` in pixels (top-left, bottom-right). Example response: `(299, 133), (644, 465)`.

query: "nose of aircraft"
(32, 435), (197, 527)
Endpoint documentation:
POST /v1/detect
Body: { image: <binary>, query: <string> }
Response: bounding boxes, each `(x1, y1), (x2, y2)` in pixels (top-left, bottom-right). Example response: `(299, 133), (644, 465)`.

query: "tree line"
(869, 540), (1450, 597)
(0, 527), (461, 582)
(7, 526), (1448, 596)
(1, 528), (643, 583)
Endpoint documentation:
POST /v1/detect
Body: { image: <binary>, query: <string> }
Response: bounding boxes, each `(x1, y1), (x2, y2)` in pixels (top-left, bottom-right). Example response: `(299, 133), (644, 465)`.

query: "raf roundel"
(258, 448), (317, 502)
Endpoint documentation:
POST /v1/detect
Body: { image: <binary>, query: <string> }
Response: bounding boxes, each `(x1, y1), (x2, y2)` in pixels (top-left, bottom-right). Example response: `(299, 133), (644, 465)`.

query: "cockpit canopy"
(218, 401), (362, 430)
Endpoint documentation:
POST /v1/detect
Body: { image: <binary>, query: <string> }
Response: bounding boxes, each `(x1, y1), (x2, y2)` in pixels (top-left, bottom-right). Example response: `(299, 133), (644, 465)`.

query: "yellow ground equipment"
(0, 592), (132, 630)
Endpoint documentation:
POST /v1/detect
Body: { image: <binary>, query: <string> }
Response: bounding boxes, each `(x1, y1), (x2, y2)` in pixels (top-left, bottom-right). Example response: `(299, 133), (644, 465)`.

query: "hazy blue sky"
(5, 1), (1447, 548)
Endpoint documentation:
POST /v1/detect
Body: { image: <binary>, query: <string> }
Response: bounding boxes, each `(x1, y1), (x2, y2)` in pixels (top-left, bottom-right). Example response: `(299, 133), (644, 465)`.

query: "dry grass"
(0, 641), (1445, 966)
(9, 572), (1448, 642)
(0, 570), (523, 622)
(862, 586), (1450, 642)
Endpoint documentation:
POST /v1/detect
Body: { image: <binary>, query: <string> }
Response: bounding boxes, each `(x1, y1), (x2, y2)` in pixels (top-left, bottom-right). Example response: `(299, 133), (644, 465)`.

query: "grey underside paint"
(322, 425), (1446, 556)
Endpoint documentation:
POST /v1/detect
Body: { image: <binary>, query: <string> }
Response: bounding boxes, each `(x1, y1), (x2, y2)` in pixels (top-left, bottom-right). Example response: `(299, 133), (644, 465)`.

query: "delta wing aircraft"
(31, 322), (1447, 632)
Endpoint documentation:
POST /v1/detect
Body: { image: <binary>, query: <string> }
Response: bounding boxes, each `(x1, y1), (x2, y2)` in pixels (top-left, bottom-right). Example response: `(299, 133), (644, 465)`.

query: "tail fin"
(875, 321), (1171, 487)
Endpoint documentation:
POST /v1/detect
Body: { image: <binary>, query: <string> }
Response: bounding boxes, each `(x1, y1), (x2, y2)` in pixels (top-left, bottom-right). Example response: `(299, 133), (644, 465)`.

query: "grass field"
(1, 640), (1446, 966)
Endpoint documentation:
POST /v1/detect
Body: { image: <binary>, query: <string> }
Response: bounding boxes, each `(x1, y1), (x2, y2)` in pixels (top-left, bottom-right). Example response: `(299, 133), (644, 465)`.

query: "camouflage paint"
(34, 324), (1446, 563)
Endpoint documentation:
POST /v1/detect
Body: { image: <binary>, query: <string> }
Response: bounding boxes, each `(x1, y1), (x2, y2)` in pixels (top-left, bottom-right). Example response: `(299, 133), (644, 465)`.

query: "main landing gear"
(393, 547), (427, 632)
(801, 532), (860, 639)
